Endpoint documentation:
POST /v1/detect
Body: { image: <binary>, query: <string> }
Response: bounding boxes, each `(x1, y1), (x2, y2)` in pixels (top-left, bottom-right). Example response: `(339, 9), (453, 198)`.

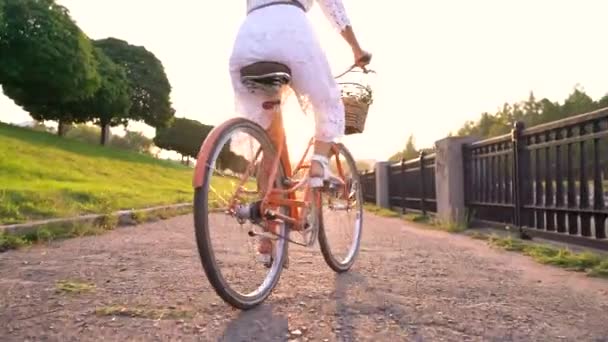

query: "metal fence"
(360, 171), (377, 203)
(464, 108), (608, 249)
(388, 152), (437, 215)
(359, 152), (437, 215)
(464, 134), (515, 225)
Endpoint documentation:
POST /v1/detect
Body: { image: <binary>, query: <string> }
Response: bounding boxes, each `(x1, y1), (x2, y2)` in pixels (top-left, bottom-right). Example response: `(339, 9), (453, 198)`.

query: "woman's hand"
(339, 26), (371, 68)
(353, 48), (371, 68)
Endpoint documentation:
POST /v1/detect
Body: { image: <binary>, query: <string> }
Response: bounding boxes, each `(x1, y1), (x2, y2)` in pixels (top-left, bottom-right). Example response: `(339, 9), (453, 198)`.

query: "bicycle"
(192, 56), (374, 310)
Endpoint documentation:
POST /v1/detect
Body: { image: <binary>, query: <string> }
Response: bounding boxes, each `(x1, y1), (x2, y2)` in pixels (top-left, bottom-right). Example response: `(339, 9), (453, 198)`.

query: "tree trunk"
(57, 120), (68, 136)
(100, 123), (110, 145)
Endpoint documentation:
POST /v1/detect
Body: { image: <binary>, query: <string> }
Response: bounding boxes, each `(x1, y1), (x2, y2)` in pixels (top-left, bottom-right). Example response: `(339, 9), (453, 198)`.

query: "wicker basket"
(343, 96), (369, 135)
(340, 82), (372, 135)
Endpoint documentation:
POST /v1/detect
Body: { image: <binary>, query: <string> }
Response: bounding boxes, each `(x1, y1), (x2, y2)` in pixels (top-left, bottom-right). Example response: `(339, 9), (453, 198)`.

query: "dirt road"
(1, 214), (607, 341)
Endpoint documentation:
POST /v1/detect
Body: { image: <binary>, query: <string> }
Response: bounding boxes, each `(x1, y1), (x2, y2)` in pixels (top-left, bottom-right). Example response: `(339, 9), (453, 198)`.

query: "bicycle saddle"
(240, 62), (292, 97)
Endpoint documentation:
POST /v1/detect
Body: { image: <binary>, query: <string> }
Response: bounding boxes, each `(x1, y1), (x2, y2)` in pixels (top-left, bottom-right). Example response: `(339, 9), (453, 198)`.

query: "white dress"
(229, 0), (351, 142)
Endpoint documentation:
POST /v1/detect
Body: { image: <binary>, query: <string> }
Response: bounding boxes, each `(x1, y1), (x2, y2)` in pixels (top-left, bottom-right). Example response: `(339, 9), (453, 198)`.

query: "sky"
(1, 0), (607, 161)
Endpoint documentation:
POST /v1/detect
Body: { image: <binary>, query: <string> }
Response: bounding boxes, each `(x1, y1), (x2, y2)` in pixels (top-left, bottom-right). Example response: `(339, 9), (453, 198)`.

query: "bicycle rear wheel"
(193, 118), (288, 310)
(318, 143), (363, 273)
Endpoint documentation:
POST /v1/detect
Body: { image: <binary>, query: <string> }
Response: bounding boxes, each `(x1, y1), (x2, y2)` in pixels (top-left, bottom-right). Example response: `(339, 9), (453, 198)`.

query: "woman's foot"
(256, 221), (289, 269)
(257, 237), (273, 266)
(309, 154), (329, 188)
(257, 220), (275, 266)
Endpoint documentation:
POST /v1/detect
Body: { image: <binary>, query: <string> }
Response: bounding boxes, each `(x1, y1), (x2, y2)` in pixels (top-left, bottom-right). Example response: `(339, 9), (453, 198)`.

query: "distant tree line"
(388, 87), (608, 162)
(389, 134), (435, 163)
(456, 87), (608, 139)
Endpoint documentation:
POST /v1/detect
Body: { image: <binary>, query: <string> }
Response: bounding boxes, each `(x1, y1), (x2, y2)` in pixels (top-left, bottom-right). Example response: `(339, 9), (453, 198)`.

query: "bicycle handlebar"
(334, 53), (375, 79)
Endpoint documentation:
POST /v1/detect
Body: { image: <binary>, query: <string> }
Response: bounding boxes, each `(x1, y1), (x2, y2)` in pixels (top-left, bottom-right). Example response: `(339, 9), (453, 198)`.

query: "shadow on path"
(220, 304), (288, 342)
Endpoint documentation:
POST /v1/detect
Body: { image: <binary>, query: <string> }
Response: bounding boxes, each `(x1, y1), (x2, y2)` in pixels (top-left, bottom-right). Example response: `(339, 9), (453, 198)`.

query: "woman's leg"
(310, 142), (332, 179)
(257, 109), (287, 255)
(293, 82), (345, 181)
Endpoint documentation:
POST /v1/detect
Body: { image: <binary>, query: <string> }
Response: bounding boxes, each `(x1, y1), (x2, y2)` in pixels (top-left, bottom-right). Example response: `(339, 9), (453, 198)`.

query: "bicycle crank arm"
(248, 226), (311, 248)
(328, 203), (352, 211)
(247, 227), (279, 241)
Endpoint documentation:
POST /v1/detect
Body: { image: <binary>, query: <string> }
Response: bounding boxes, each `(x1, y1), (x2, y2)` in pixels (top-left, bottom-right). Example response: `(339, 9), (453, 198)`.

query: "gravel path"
(1, 213), (607, 341)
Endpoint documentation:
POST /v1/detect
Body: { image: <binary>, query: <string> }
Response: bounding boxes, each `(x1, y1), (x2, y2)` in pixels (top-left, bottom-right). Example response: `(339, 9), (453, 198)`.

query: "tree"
(599, 94), (608, 109)
(454, 85), (607, 140)
(561, 86), (597, 118)
(538, 98), (561, 123)
(0, 0), (101, 134)
(94, 38), (175, 130)
(67, 47), (132, 145)
(221, 150), (249, 174)
(0, 0), (5, 28)
(389, 134), (418, 162)
(110, 131), (153, 154)
(154, 117), (213, 161)
(522, 91), (541, 125)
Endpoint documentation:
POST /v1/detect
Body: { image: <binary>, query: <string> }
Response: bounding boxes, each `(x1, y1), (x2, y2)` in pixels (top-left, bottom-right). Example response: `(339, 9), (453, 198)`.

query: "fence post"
(511, 121), (530, 238)
(435, 136), (477, 225)
(419, 151), (427, 216)
(375, 161), (390, 209)
(401, 158), (406, 215)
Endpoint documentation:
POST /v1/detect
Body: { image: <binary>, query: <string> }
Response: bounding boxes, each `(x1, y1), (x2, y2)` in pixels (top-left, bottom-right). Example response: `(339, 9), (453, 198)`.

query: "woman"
(229, 0), (370, 263)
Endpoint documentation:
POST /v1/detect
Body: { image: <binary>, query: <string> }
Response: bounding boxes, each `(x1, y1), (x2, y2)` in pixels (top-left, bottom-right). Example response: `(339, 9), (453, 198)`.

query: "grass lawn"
(0, 122), (201, 224)
(363, 204), (608, 279)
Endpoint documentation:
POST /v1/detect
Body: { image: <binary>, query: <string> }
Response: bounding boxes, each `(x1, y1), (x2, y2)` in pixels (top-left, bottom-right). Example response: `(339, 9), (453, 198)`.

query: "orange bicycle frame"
(192, 114), (350, 230)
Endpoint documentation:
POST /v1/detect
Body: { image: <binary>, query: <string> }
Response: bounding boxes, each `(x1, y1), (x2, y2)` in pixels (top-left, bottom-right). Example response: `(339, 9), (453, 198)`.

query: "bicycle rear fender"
(192, 118), (244, 188)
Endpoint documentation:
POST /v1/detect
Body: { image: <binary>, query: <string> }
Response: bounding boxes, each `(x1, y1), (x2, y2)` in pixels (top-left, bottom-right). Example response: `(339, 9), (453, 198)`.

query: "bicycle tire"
(317, 143), (363, 273)
(193, 118), (289, 310)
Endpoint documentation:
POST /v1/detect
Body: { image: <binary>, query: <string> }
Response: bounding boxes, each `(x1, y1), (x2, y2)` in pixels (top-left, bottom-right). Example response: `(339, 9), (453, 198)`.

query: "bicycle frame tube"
(192, 115), (351, 231)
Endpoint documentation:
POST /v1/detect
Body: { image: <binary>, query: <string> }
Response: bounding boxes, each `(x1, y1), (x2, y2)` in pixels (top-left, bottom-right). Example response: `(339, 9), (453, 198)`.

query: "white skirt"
(229, 4), (345, 142)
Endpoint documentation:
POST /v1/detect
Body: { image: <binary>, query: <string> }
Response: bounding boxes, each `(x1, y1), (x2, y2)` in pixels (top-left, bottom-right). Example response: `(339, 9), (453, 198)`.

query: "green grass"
(0, 122), (201, 224)
(0, 218), (115, 252)
(363, 204), (608, 279)
(484, 234), (608, 278)
(95, 305), (193, 320)
(0, 206), (194, 252)
(363, 204), (401, 218)
(363, 204), (434, 227)
(56, 280), (96, 294)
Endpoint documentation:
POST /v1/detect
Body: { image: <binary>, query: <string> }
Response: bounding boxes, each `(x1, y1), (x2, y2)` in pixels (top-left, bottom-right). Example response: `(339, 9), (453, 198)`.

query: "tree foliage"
(154, 118), (252, 173)
(0, 0), (100, 123)
(154, 117), (213, 159)
(389, 134), (419, 162)
(94, 38), (174, 129)
(457, 87), (608, 140)
(0, 0), (5, 28)
(65, 47), (132, 144)
(221, 150), (249, 174)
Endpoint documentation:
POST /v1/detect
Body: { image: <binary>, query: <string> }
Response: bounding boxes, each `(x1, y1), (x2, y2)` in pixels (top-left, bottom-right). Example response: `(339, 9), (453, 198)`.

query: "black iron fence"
(359, 107), (607, 249)
(464, 108), (608, 249)
(359, 152), (437, 215)
(464, 134), (515, 225)
(360, 170), (377, 203)
(389, 152), (437, 215)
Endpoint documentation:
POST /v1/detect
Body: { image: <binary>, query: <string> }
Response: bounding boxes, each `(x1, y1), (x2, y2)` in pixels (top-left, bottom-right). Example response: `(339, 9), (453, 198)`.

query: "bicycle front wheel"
(193, 118), (288, 310)
(318, 143), (363, 273)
